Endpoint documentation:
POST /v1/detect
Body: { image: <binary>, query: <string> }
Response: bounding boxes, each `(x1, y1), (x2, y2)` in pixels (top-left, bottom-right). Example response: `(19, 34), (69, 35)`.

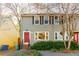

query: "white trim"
(54, 31), (63, 40)
(34, 16), (40, 25)
(34, 31), (49, 40)
(23, 31), (31, 44)
(44, 16), (49, 25)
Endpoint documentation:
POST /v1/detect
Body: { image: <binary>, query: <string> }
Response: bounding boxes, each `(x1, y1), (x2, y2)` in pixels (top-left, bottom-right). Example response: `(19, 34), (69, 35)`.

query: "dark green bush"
(30, 41), (79, 50)
(52, 41), (64, 50)
(70, 41), (79, 50)
(30, 41), (53, 50)
(30, 41), (65, 50)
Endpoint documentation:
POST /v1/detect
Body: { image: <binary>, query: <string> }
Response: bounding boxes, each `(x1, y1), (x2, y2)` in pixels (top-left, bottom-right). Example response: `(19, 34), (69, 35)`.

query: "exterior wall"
(21, 16), (62, 44)
(21, 15), (79, 45)
(75, 16), (79, 32)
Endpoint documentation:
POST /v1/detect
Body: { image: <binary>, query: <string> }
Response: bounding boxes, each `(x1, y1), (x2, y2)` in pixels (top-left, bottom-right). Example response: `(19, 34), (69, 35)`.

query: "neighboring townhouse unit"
(0, 16), (19, 49)
(21, 13), (79, 47)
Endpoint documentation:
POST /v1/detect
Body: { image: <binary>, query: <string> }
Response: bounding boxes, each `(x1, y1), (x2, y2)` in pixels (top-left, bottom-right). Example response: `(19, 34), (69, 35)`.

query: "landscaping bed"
(30, 41), (79, 51)
(15, 50), (41, 56)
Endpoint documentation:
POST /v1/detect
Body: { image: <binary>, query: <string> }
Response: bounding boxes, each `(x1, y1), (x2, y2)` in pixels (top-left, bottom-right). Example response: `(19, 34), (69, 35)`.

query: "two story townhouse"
(21, 13), (79, 48)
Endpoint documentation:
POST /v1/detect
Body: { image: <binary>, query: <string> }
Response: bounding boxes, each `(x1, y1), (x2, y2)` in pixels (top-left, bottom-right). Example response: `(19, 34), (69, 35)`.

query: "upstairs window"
(40, 16), (44, 24)
(34, 16), (40, 25)
(54, 16), (60, 25)
(44, 16), (49, 24)
(49, 16), (54, 24)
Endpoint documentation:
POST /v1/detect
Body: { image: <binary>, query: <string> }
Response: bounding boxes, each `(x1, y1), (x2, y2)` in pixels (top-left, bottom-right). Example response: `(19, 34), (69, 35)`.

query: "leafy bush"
(30, 41), (65, 50)
(30, 41), (79, 50)
(52, 41), (64, 50)
(30, 41), (53, 50)
(70, 41), (79, 50)
(16, 50), (41, 56)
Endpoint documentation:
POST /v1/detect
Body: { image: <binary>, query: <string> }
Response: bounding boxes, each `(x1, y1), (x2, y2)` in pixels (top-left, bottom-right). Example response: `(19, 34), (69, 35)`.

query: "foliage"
(30, 41), (64, 50)
(30, 41), (79, 50)
(70, 41), (79, 50)
(16, 50), (41, 56)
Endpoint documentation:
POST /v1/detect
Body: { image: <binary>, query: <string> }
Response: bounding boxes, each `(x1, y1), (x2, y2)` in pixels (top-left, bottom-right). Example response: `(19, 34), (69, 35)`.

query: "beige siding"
(21, 16), (63, 44)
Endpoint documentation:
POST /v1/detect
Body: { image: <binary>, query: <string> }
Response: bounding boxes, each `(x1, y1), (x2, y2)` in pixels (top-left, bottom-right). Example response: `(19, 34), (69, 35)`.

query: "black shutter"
(49, 16), (51, 24)
(32, 16), (34, 24)
(52, 16), (54, 24)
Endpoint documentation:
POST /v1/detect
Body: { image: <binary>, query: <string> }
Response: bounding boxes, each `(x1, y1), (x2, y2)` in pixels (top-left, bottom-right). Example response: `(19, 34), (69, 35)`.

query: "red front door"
(23, 31), (30, 48)
(74, 32), (78, 43)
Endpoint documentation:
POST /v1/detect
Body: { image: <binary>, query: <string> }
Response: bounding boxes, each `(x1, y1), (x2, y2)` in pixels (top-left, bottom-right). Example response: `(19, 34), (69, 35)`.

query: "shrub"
(70, 41), (79, 50)
(52, 41), (64, 50)
(30, 41), (53, 50)
(16, 50), (41, 56)
(30, 41), (79, 50)
(30, 41), (65, 50)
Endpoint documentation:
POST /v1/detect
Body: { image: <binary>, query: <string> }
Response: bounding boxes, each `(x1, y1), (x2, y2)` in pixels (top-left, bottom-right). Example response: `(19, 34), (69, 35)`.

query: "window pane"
(35, 16), (39, 24)
(40, 16), (44, 24)
(35, 32), (49, 40)
(45, 20), (48, 24)
(54, 16), (59, 25)
(38, 32), (45, 39)
(35, 20), (39, 24)
(55, 16), (58, 19)
(44, 16), (48, 24)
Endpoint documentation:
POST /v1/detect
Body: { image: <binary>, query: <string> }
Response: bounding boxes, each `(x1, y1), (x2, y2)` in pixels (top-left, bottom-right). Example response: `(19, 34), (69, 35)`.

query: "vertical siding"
(21, 16), (63, 44)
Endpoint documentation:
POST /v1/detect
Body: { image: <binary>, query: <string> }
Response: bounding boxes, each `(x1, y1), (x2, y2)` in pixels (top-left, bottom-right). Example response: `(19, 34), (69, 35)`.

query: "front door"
(23, 31), (30, 48)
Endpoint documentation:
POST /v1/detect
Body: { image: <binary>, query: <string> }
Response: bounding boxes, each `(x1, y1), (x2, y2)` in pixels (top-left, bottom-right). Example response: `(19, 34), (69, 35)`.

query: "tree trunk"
(67, 37), (72, 49)
(62, 34), (67, 48)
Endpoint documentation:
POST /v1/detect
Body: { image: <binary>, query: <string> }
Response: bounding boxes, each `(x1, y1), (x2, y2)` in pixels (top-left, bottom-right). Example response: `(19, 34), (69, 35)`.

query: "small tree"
(57, 3), (79, 49)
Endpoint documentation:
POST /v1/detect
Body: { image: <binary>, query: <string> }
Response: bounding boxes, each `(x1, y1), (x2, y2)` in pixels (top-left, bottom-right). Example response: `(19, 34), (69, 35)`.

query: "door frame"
(23, 31), (31, 45)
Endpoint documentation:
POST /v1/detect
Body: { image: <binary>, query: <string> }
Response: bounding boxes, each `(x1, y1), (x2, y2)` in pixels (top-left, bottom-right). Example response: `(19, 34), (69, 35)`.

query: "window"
(40, 16), (44, 24)
(54, 31), (62, 40)
(34, 32), (49, 40)
(34, 16), (40, 24)
(54, 16), (60, 25)
(49, 16), (55, 24)
(44, 16), (49, 24)
(64, 31), (69, 40)
(54, 31), (69, 40)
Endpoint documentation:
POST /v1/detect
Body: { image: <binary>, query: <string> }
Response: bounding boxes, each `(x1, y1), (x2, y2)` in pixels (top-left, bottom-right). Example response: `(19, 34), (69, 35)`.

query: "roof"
(21, 13), (79, 17)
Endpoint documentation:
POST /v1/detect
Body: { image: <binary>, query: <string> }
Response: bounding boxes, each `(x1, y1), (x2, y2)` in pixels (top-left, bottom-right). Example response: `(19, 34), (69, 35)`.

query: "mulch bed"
(63, 50), (79, 53)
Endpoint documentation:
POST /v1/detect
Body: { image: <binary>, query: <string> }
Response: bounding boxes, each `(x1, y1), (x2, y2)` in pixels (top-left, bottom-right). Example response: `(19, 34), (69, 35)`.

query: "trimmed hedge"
(70, 41), (79, 50)
(30, 41), (53, 50)
(30, 41), (79, 50)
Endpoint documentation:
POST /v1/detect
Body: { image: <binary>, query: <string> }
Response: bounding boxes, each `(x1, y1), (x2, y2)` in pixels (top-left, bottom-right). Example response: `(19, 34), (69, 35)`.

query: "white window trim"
(54, 31), (62, 40)
(44, 16), (49, 25)
(34, 16), (40, 25)
(54, 31), (58, 40)
(34, 31), (49, 40)
(23, 31), (31, 44)
(54, 15), (60, 25)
